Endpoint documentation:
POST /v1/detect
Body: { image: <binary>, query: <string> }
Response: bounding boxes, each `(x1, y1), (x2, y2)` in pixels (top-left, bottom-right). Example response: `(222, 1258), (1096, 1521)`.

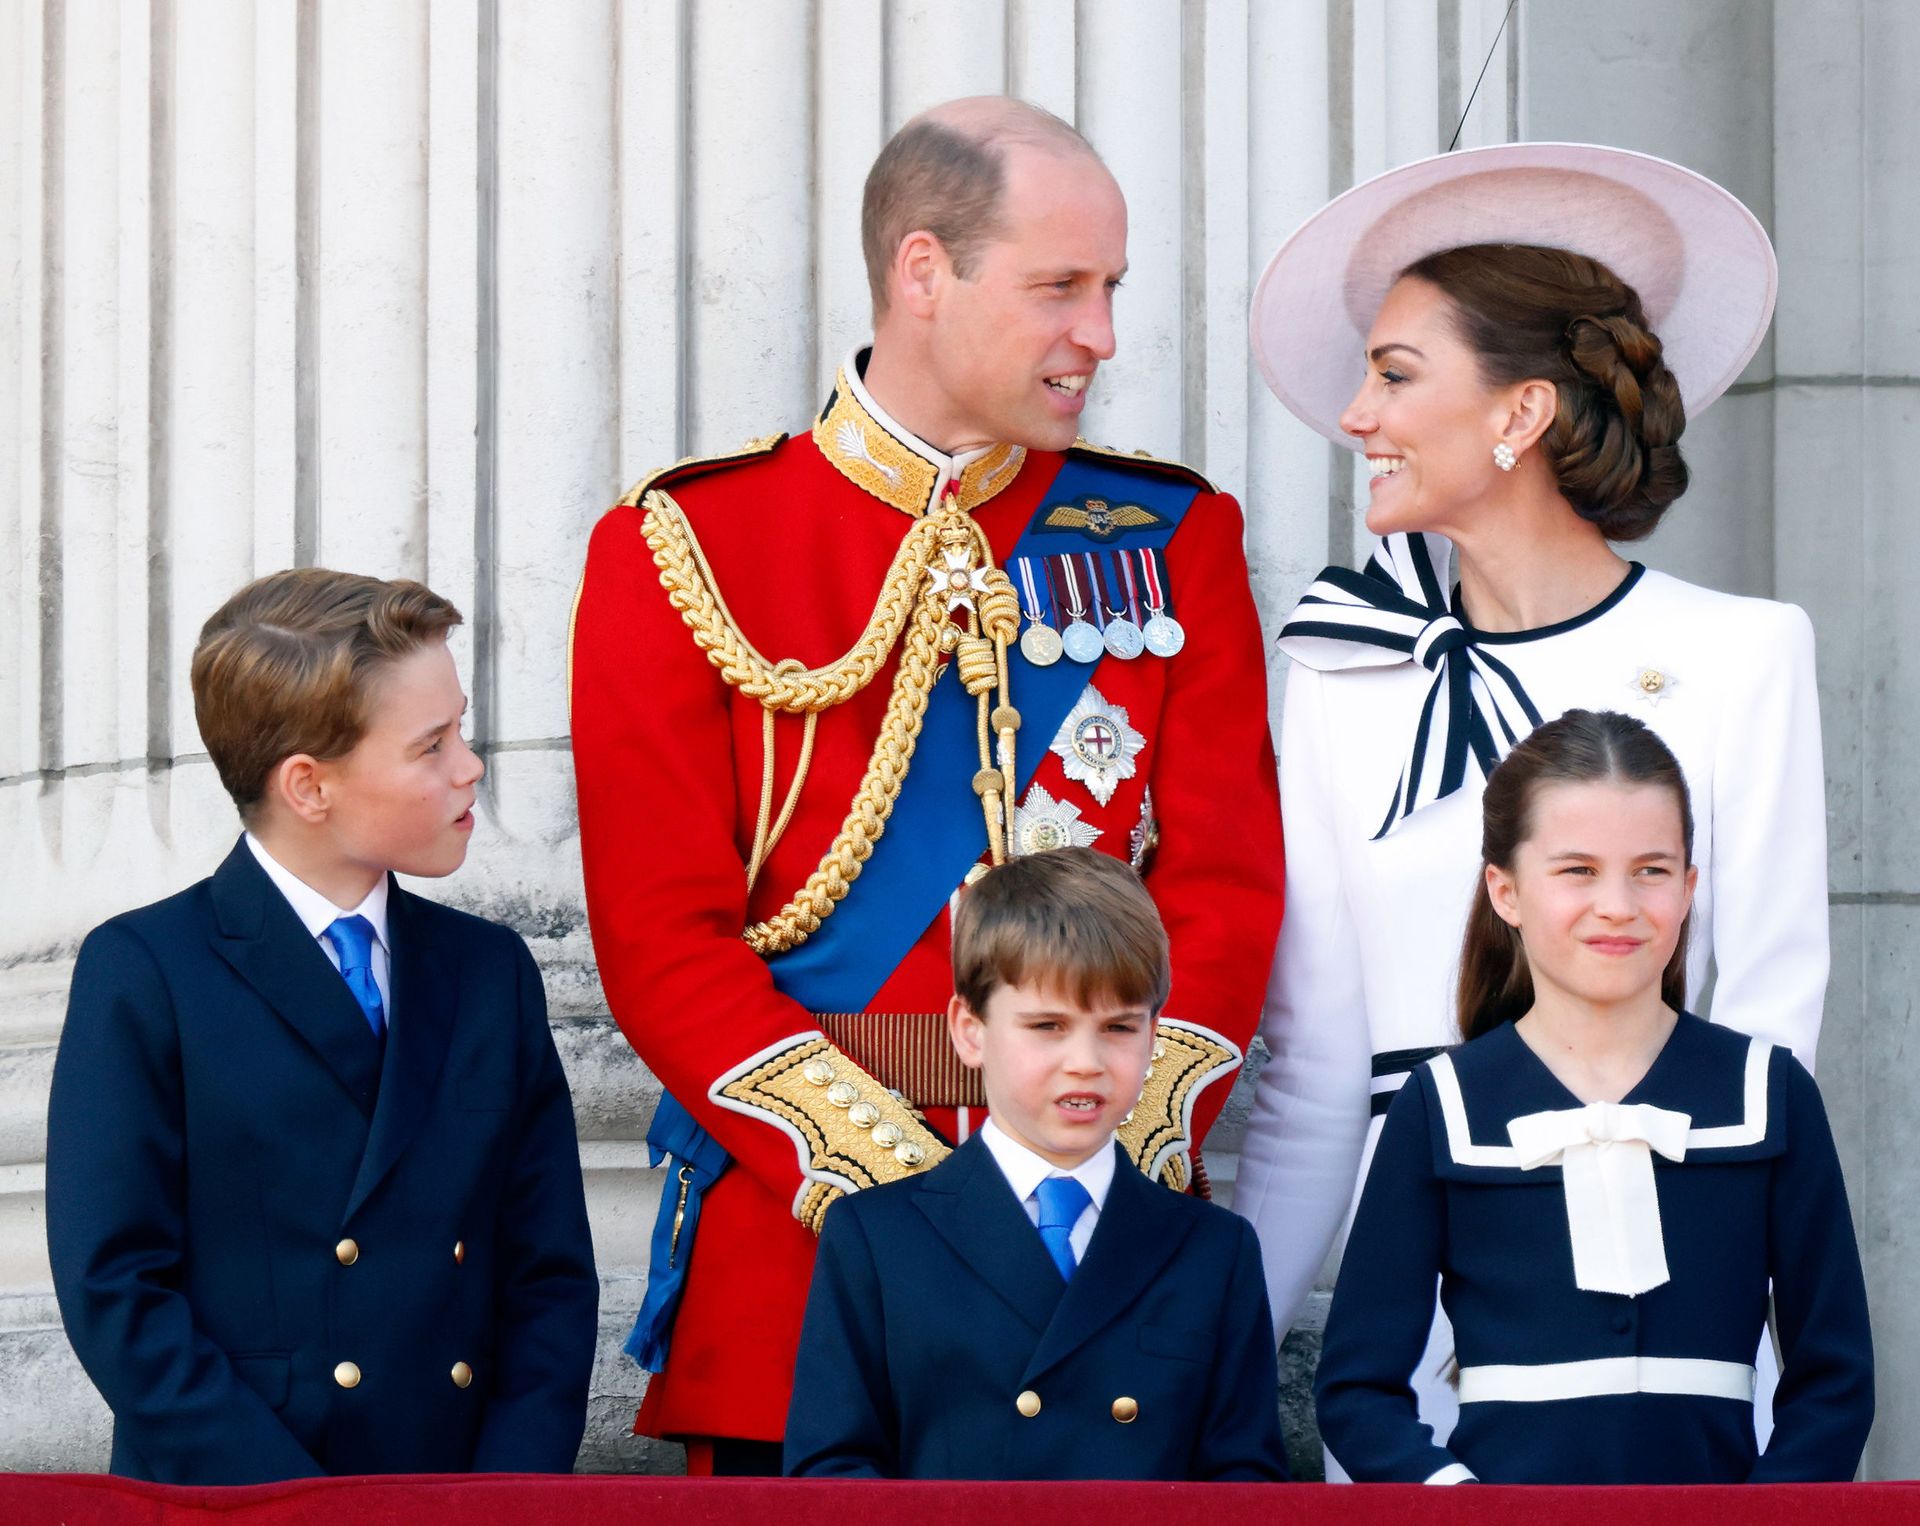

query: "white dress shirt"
(978, 1116), (1116, 1265)
(245, 833), (394, 1020)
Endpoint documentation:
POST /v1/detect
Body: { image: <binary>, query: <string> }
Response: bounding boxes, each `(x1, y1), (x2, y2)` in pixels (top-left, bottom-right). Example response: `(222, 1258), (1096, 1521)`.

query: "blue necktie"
(324, 915), (387, 1039)
(1035, 1175), (1092, 1283)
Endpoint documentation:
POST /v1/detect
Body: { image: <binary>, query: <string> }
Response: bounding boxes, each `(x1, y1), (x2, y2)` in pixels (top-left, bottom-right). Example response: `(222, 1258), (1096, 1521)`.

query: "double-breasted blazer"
(783, 1134), (1288, 1480)
(46, 839), (598, 1483)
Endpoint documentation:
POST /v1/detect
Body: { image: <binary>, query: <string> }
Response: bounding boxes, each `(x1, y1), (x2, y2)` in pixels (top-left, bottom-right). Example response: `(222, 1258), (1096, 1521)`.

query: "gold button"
(1015, 1389), (1042, 1418)
(1112, 1396), (1139, 1424)
(335, 1238), (359, 1266)
(453, 1240), (465, 1264)
(451, 1361), (473, 1389)
(334, 1361), (361, 1389)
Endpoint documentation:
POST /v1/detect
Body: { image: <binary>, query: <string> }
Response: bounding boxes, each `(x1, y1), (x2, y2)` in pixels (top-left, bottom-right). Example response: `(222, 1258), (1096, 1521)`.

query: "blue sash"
(627, 454), (1201, 1370)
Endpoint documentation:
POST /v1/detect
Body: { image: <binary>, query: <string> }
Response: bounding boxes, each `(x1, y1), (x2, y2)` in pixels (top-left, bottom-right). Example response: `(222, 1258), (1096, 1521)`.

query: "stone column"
(0, 0), (1508, 1473)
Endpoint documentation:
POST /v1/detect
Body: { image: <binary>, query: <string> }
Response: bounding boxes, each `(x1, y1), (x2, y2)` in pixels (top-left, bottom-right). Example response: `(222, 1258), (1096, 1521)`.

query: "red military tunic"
(570, 355), (1284, 1444)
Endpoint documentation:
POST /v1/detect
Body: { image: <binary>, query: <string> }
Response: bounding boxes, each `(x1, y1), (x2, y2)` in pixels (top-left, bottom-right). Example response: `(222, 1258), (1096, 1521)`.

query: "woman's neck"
(1513, 988), (1678, 1106)
(1448, 494), (1630, 633)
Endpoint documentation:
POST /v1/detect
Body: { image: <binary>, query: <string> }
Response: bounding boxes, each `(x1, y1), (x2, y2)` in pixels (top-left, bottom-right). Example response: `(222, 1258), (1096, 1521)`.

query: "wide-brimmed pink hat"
(1249, 142), (1777, 447)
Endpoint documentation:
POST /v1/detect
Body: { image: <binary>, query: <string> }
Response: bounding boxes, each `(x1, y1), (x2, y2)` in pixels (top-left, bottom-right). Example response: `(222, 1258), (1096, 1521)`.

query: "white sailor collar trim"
(813, 348), (1026, 518)
(1423, 1019), (1777, 1175)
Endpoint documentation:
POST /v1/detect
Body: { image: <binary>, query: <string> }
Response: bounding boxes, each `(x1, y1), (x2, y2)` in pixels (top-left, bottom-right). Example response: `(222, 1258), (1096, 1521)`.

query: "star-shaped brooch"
(1049, 686), (1146, 807)
(1628, 665), (1679, 706)
(1013, 783), (1102, 855)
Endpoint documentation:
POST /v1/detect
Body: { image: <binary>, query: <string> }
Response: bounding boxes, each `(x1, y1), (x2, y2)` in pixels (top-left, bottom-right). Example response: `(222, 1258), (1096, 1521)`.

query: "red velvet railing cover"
(3, 1474), (1918, 1526)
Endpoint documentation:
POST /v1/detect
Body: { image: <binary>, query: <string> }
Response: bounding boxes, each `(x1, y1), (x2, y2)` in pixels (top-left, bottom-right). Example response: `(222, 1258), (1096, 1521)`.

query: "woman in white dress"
(1232, 143), (1827, 1468)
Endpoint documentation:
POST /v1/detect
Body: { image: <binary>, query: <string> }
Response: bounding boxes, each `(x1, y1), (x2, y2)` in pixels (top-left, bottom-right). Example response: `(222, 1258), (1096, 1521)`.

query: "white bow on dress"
(1507, 1100), (1690, 1296)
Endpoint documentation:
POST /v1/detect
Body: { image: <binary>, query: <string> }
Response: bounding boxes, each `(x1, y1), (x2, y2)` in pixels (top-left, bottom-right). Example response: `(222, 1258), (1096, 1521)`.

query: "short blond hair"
(952, 848), (1170, 1016)
(191, 568), (463, 822)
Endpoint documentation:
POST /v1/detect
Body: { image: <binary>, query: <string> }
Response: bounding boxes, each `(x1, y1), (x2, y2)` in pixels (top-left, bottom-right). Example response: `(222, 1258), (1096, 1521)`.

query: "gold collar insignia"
(813, 355), (1026, 518)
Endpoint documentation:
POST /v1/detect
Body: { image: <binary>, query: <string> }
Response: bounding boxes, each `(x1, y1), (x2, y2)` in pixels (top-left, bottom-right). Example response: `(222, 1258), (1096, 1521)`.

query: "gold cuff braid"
(715, 1037), (951, 1232)
(1116, 1019), (1243, 1189)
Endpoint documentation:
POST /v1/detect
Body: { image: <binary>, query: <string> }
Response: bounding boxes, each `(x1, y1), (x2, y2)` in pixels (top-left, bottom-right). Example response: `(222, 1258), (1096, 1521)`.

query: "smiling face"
(914, 143), (1127, 453)
(1487, 778), (1697, 1016)
(948, 978), (1155, 1169)
(1340, 274), (1537, 538)
(311, 639), (485, 882)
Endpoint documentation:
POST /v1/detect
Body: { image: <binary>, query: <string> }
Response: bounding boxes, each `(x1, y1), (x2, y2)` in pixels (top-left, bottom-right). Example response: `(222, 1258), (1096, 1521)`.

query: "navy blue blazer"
(783, 1133), (1288, 1480)
(1316, 1013), (1873, 1484)
(45, 839), (598, 1483)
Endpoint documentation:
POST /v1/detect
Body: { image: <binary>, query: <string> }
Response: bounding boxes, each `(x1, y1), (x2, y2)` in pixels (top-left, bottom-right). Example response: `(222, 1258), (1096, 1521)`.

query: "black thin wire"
(1449, 0), (1520, 152)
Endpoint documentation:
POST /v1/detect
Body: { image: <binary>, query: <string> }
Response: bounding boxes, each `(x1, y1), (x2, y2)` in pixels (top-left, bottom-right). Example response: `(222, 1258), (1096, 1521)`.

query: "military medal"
(1092, 551), (1145, 660)
(1050, 685), (1146, 806)
(1015, 558), (1062, 667)
(1014, 782), (1102, 853)
(1058, 556), (1105, 664)
(1139, 548), (1186, 657)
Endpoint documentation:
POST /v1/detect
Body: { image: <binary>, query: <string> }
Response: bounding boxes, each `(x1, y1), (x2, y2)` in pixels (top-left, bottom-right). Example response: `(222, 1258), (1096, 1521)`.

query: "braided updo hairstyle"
(1401, 243), (1689, 541)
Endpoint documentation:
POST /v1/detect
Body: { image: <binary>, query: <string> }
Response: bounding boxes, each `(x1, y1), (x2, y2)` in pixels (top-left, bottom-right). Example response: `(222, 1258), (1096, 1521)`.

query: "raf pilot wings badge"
(1039, 496), (1169, 541)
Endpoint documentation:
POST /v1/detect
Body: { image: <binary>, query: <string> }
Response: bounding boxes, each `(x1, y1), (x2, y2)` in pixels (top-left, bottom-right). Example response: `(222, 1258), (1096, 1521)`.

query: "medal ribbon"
(1017, 557), (1047, 625)
(1141, 547), (1173, 617)
(1080, 552), (1109, 630)
(1118, 549), (1144, 623)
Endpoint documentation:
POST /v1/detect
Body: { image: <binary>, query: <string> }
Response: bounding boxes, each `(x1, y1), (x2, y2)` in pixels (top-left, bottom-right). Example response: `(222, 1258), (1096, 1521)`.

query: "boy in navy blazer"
(46, 569), (598, 1483)
(783, 848), (1288, 1480)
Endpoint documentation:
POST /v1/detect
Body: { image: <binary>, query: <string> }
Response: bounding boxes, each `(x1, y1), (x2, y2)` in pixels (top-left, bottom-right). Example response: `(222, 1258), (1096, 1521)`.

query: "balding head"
(861, 96), (1104, 318)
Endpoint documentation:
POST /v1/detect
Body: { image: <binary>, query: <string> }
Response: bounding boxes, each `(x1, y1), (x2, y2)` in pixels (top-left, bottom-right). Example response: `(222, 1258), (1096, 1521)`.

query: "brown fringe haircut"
(191, 568), (463, 822)
(1457, 709), (1693, 1042)
(952, 847), (1170, 1018)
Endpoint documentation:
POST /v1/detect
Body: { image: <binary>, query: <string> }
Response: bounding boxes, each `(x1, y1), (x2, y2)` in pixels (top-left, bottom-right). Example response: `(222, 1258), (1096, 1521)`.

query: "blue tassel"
(624, 1091), (731, 1372)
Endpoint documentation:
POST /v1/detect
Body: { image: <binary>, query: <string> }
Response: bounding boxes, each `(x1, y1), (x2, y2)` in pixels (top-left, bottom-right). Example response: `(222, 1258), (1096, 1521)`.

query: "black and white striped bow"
(1277, 532), (1544, 839)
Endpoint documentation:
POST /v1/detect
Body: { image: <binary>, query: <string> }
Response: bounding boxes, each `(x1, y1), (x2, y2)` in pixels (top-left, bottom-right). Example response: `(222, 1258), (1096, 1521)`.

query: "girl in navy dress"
(1315, 709), (1872, 1484)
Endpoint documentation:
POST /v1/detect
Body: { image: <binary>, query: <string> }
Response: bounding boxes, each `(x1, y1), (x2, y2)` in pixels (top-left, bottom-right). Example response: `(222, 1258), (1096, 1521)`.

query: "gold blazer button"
(333, 1361), (361, 1389)
(453, 1240), (465, 1264)
(451, 1361), (474, 1389)
(1015, 1390), (1042, 1418)
(335, 1238), (359, 1266)
(1111, 1396), (1139, 1424)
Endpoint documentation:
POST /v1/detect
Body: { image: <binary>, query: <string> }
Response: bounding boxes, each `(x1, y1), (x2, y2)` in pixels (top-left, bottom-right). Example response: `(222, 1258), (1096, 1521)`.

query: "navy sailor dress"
(1315, 1012), (1873, 1483)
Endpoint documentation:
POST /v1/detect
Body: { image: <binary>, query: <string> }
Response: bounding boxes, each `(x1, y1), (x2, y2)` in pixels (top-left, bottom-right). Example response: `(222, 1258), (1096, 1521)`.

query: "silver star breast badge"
(1014, 783), (1102, 854)
(1049, 685), (1146, 807)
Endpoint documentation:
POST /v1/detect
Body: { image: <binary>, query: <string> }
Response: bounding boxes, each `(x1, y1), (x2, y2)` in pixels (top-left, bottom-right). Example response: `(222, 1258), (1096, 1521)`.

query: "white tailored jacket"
(1235, 559), (1830, 1341)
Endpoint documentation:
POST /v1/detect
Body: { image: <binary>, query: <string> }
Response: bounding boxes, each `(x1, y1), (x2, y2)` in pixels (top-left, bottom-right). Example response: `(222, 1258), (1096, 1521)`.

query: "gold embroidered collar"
(813, 350), (1027, 518)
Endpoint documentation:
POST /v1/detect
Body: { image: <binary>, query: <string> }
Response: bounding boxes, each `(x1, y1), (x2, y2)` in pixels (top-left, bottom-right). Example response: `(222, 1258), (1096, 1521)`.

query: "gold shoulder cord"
(641, 487), (1023, 955)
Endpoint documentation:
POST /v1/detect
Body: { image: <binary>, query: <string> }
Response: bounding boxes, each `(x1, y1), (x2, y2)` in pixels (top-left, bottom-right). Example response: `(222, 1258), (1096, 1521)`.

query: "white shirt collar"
(979, 1115), (1118, 1210)
(844, 346), (1003, 497)
(245, 833), (391, 951)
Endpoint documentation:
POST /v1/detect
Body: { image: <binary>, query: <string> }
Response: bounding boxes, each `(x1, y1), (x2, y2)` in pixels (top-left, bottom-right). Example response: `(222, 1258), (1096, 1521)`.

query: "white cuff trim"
(1425, 1462), (1476, 1485)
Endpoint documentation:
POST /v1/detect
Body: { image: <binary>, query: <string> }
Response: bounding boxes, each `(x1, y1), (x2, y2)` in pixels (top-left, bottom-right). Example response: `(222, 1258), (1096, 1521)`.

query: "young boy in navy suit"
(46, 569), (598, 1484)
(783, 848), (1289, 1480)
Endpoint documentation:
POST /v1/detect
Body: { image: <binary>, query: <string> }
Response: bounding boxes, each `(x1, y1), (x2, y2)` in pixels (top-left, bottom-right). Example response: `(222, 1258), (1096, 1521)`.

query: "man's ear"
(892, 229), (948, 320)
(268, 754), (332, 827)
(947, 993), (986, 1070)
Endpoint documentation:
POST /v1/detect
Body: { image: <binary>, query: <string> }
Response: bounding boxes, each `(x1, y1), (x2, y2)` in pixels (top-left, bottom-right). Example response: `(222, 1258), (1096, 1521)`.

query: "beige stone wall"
(11, 0), (1908, 1480)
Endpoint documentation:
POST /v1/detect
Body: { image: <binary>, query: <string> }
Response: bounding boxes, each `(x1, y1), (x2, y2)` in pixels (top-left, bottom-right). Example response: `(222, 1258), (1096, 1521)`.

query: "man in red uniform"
(571, 96), (1283, 1474)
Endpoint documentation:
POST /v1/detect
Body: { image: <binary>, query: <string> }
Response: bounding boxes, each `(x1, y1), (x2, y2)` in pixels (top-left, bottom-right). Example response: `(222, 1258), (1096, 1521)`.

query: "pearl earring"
(1493, 442), (1517, 472)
